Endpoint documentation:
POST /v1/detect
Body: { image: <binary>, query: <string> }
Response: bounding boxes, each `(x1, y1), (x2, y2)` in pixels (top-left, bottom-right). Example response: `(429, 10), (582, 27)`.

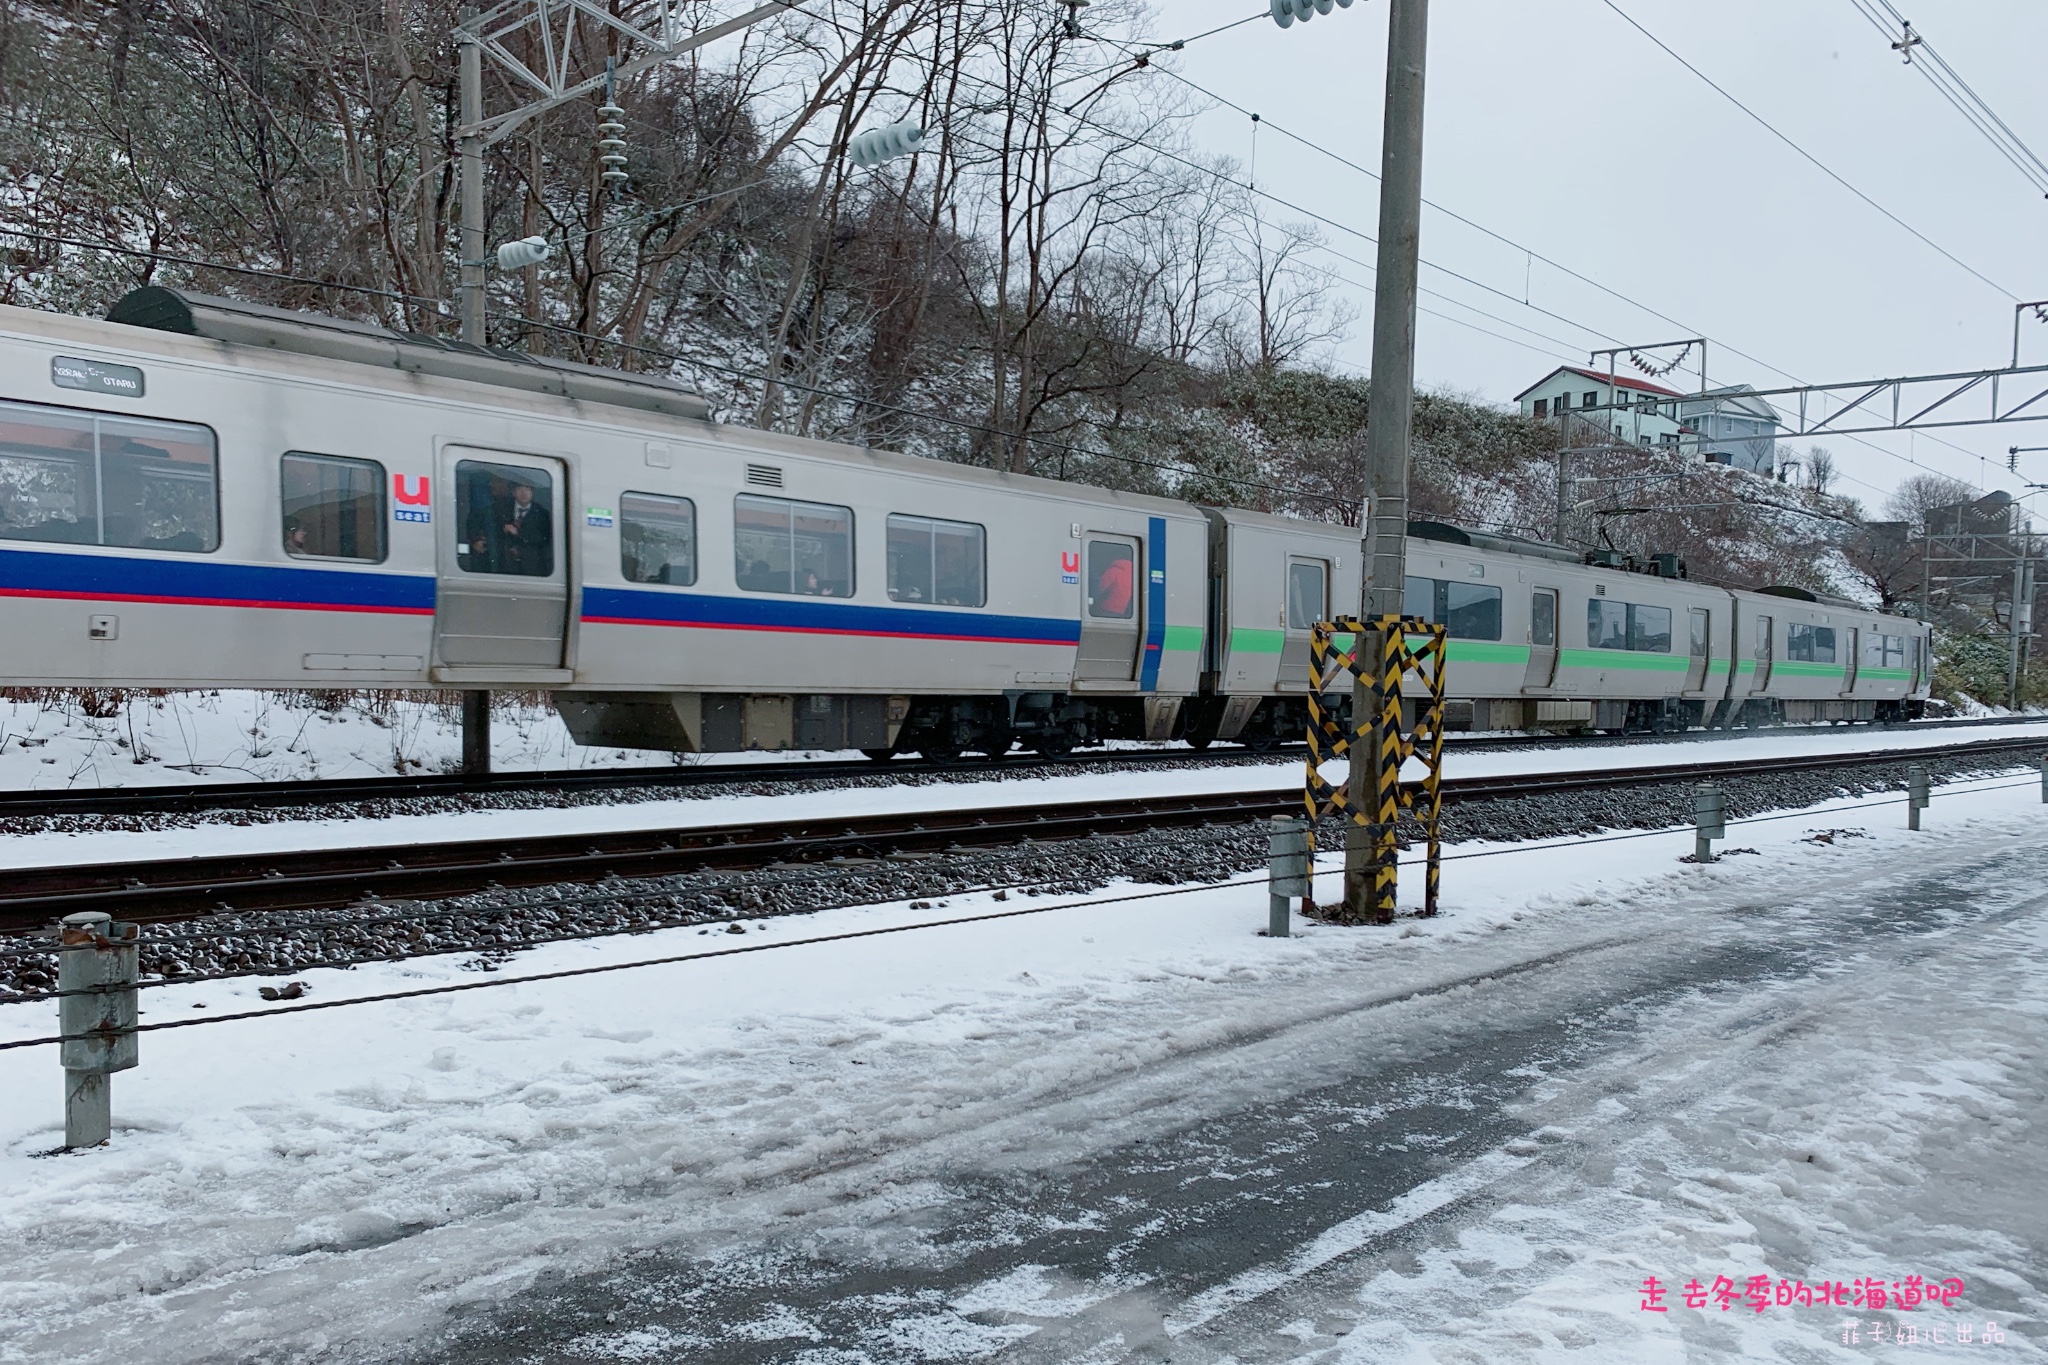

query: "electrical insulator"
(495, 236), (551, 270)
(849, 120), (925, 168)
(1269, 0), (1352, 28)
(598, 102), (629, 186)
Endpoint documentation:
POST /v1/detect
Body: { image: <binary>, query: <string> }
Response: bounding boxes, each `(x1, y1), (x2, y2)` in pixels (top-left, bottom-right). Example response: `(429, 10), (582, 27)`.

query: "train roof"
(4, 295), (1206, 521)
(1408, 519), (1582, 564)
(105, 286), (715, 424)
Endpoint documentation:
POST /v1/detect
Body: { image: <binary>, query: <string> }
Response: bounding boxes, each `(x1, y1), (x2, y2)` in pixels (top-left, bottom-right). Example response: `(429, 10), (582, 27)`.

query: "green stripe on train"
(1435, 640), (1530, 666)
(1555, 648), (1692, 672)
(1772, 661), (1847, 678)
(1163, 624), (1204, 651)
(1229, 627), (1285, 655)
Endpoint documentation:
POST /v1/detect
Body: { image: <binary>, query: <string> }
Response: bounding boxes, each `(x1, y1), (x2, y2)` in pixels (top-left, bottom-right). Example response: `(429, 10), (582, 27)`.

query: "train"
(0, 287), (1931, 758)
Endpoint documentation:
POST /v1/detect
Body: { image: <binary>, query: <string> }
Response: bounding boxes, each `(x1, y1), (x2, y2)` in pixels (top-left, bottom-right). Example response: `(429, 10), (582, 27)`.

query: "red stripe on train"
(0, 588), (436, 615)
(581, 615), (1077, 647)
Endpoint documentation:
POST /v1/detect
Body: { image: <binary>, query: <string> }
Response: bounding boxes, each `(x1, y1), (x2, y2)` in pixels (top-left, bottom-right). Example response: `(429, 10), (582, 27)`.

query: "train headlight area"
(0, 287), (1931, 758)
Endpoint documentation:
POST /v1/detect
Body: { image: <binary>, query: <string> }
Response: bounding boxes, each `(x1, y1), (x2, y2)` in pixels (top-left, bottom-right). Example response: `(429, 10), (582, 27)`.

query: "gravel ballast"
(1, 748), (2034, 1002)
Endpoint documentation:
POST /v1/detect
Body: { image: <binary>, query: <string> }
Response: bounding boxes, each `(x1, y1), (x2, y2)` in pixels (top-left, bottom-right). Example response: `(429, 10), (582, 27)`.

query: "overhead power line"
(1845, 0), (2048, 199)
(1601, 0), (2020, 301)
(1074, 57), (2001, 496)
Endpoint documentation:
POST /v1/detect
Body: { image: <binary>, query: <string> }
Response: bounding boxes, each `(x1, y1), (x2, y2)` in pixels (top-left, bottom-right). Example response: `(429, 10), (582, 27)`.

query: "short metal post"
(58, 911), (139, 1148)
(2039, 756), (2046, 804)
(461, 690), (492, 774)
(1692, 783), (1724, 863)
(1907, 764), (1930, 830)
(1268, 815), (1310, 938)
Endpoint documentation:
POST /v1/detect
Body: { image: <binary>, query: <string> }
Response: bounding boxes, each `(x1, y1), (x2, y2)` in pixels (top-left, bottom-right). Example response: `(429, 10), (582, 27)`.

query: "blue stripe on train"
(582, 585), (1083, 646)
(1138, 516), (1166, 690)
(0, 546), (437, 613)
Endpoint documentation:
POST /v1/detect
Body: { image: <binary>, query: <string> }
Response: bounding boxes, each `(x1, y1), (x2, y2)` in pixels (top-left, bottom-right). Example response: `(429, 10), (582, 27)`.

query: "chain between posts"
(1305, 615), (1448, 923)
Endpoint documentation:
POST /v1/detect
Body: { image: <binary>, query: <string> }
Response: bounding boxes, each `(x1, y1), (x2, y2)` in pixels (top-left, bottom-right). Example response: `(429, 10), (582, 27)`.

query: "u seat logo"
(394, 474), (430, 506)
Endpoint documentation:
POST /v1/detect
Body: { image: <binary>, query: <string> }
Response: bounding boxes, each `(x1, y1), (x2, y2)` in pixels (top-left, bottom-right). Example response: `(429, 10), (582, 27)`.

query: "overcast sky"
(1143, 0), (2047, 515)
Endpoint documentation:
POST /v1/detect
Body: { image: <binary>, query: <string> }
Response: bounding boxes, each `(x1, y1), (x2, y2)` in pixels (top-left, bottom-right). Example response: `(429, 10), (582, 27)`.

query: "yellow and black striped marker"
(1304, 615), (1447, 923)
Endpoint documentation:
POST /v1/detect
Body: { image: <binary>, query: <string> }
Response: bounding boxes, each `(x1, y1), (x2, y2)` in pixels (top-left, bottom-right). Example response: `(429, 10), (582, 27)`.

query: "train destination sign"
(51, 355), (145, 397)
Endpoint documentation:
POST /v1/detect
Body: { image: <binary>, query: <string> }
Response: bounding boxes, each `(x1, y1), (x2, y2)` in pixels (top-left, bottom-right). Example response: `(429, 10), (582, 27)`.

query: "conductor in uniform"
(497, 479), (552, 576)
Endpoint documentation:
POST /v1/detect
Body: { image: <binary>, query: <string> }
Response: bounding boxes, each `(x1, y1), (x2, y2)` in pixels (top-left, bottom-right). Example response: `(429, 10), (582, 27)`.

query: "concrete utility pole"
(458, 15), (486, 348)
(456, 12), (492, 773)
(1344, 0), (1428, 923)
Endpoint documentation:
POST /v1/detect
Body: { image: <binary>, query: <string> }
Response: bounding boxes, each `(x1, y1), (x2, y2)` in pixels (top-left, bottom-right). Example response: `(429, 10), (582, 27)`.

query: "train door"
(1684, 608), (1710, 691)
(1278, 556), (1328, 690)
(1750, 614), (1773, 692)
(433, 448), (569, 669)
(1841, 627), (1860, 693)
(1521, 588), (1559, 689)
(1075, 534), (1142, 682)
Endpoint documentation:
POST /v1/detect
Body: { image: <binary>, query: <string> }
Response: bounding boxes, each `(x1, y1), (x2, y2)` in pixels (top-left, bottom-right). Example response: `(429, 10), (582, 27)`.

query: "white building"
(1514, 366), (1685, 450)
(1679, 385), (1779, 475)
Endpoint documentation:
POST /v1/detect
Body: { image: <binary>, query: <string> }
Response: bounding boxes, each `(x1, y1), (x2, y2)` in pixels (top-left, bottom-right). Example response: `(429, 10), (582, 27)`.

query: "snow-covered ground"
(1, 770), (2043, 1361)
(0, 688), (678, 788)
(3, 714), (2046, 873)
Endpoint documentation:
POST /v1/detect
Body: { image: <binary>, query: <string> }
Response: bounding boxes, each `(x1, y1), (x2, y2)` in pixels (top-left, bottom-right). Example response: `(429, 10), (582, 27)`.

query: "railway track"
(0, 714), (2028, 822)
(4, 734), (2042, 933)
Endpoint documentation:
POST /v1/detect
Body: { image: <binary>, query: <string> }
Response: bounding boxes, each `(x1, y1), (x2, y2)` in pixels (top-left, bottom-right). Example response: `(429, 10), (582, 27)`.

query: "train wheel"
(1186, 735), (1214, 752)
(1240, 732), (1278, 754)
(860, 748), (897, 762)
(1033, 731), (1075, 759)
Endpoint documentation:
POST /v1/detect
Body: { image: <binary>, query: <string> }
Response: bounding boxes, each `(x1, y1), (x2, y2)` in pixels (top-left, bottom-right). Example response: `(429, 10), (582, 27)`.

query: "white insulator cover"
(849, 120), (925, 168)
(495, 235), (552, 270)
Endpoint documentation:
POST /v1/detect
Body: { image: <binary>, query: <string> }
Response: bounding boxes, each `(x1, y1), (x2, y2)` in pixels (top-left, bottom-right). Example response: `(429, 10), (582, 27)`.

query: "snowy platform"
(2, 771), (2044, 1361)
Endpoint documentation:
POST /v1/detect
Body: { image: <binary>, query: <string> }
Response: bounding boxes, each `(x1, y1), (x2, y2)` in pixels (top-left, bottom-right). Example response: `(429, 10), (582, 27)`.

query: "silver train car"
(0, 288), (1930, 756)
(1395, 522), (1932, 732)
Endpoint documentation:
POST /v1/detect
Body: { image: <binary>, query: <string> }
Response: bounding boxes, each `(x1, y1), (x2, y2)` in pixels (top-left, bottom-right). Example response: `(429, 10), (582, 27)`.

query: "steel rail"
(2, 734), (2042, 932)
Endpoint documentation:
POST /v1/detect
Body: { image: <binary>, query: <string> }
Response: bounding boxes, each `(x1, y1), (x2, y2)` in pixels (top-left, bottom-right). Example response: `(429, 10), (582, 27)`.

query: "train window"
(620, 492), (697, 586)
(1628, 604), (1672, 653)
(1588, 598), (1627, 649)
(734, 494), (852, 597)
(1862, 632), (1906, 669)
(1755, 615), (1773, 659)
(1589, 599), (1672, 652)
(887, 514), (985, 606)
(455, 460), (554, 577)
(1786, 623), (1836, 662)
(1405, 576), (1501, 640)
(281, 452), (386, 562)
(0, 399), (218, 552)
(1445, 583), (1502, 640)
(1286, 559), (1328, 631)
(1908, 635), (1923, 684)
(1689, 608), (1710, 657)
(1530, 590), (1555, 646)
(1086, 539), (1135, 619)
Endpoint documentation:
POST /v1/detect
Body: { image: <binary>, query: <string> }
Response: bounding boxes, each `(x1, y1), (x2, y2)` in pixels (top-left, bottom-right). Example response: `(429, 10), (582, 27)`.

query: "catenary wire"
(1845, 0), (2048, 198)
(1, 25), (2008, 506)
(844, 12), (2012, 496)
(1600, 0), (2019, 301)
(1131, 65), (2009, 492)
